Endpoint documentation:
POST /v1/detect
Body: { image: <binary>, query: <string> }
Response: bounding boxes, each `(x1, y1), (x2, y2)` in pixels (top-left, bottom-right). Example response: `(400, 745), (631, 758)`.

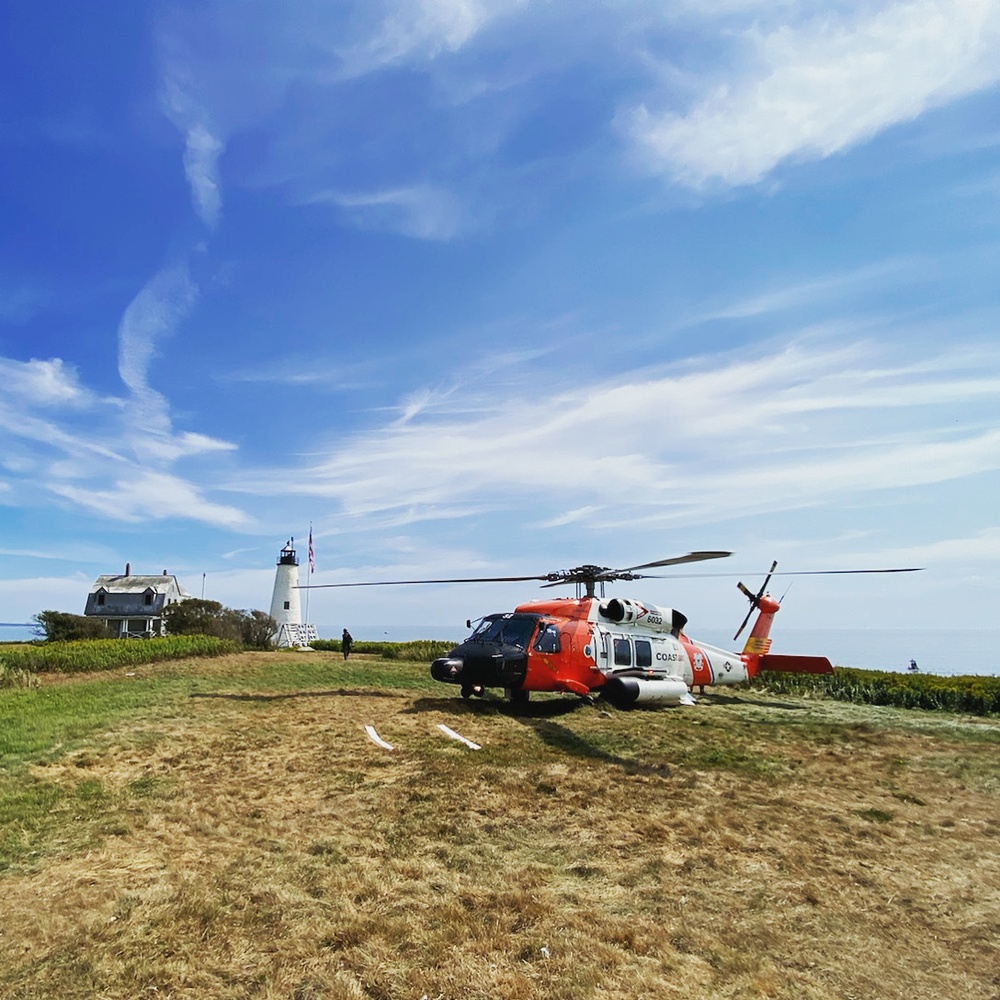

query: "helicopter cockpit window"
(635, 639), (652, 668)
(613, 638), (632, 667)
(469, 614), (538, 650)
(533, 623), (561, 653)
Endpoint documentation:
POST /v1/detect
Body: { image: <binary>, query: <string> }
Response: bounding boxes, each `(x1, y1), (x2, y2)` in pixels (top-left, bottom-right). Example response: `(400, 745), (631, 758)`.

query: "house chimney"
(125, 562), (131, 576)
(163, 569), (168, 575)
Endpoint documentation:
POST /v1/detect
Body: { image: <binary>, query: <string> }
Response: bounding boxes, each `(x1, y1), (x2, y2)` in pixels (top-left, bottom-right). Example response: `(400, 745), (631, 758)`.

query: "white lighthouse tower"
(269, 539), (317, 648)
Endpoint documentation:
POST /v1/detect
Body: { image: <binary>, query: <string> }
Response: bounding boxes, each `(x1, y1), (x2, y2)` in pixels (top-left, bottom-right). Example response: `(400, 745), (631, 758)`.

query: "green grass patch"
(311, 638), (454, 660)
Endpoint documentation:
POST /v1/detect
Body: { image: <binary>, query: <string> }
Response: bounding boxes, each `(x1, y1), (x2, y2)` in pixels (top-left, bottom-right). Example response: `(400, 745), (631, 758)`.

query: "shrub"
(751, 667), (1000, 716)
(0, 656), (39, 688)
(33, 611), (112, 643)
(163, 601), (274, 648)
(239, 609), (277, 650)
(1, 636), (238, 674)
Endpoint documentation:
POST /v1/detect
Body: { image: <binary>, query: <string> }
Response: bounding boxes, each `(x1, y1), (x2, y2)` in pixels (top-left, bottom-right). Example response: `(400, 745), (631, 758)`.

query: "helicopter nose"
(431, 656), (464, 682)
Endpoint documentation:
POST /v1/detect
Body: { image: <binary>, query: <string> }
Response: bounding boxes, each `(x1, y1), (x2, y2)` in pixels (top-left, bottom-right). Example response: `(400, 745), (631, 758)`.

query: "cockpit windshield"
(468, 614), (539, 649)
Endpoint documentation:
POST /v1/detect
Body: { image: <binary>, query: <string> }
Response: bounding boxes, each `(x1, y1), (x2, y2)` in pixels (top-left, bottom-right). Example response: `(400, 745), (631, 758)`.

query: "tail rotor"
(734, 560), (777, 641)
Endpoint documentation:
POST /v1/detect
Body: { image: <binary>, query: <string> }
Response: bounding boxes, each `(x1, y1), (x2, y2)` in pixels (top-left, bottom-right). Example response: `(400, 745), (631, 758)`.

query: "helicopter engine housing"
(598, 598), (688, 634)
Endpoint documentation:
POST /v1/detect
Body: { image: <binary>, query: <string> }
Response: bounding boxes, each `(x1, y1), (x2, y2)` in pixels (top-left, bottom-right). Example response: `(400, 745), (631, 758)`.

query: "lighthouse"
(269, 539), (317, 648)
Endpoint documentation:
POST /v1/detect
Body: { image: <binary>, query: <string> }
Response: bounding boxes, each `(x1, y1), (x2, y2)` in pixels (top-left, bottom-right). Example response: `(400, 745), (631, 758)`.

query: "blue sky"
(2, 0), (999, 636)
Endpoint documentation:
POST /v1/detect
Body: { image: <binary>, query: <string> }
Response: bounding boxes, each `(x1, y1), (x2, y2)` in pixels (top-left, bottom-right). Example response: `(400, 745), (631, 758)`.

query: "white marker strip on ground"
(437, 724), (481, 750)
(365, 725), (394, 750)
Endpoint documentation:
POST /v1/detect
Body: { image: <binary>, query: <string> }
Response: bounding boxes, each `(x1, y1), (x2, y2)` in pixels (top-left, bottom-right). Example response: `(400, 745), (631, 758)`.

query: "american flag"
(308, 526), (315, 573)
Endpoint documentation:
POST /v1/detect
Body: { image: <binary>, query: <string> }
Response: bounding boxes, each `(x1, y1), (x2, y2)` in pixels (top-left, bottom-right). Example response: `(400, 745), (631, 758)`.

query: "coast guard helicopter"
(302, 551), (921, 708)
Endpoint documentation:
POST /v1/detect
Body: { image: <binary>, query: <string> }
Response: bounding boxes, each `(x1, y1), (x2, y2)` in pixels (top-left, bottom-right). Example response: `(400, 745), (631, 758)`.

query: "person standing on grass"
(342, 628), (353, 660)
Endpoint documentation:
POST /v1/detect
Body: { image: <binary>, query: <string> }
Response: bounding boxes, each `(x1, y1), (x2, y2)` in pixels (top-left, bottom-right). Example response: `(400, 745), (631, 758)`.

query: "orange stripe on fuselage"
(515, 597), (603, 694)
(680, 635), (713, 687)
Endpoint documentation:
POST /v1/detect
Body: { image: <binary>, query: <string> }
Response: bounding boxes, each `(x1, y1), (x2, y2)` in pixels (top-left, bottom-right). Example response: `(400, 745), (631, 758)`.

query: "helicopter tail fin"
(739, 598), (779, 657)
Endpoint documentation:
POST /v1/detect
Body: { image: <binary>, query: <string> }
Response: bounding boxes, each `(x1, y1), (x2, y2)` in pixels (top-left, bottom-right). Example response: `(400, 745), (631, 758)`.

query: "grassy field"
(1, 650), (998, 999)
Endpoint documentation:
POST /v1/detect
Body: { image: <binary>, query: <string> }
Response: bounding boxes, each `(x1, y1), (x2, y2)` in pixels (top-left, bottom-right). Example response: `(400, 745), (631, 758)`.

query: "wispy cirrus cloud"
(0, 266), (244, 528)
(117, 262), (233, 462)
(238, 339), (1000, 531)
(627, 0), (1000, 187)
(159, 71), (226, 229)
(333, 0), (527, 77)
(306, 184), (470, 241)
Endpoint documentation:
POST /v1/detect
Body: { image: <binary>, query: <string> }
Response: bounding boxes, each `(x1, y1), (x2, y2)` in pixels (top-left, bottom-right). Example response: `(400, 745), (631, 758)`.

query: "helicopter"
(301, 551), (922, 708)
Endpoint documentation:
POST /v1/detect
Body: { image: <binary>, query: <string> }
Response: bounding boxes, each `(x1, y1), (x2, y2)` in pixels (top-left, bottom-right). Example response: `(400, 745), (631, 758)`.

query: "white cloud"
(182, 122), (225, 229)
(52, 469), (252, 529)
(627, 0), (1000, 187)
(334, 0), (527, 77)
(0, 357), (93, 407)
(116, 262), (239, 466)
(118, 264), (197, 402)
(242, 340), (1000, 529)
(0, 267), (241, 529)
(309, 184), (469, 241)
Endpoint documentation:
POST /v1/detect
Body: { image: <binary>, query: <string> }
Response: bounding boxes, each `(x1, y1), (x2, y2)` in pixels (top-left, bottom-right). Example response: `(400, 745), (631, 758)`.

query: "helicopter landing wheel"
(505, 687), (529, 705)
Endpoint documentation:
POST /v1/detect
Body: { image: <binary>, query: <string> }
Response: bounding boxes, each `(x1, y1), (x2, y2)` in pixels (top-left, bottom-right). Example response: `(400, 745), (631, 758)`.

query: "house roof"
(89, 574), (192, 597)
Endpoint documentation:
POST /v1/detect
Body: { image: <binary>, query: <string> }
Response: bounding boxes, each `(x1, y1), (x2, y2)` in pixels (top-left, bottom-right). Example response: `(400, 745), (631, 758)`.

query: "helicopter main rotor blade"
(638, 566), (923, 579)
(621, 551), (731, 572)
(298, 574), (554, 589)
(295, 552), (923, 590)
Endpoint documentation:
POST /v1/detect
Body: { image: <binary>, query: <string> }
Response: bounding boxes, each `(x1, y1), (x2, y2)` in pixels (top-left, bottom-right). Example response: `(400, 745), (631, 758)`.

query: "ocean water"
(5, 622), (996, 676)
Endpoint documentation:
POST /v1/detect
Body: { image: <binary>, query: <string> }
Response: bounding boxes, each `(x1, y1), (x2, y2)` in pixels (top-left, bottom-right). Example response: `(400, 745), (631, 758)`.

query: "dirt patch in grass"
(1, 665), (998, 999)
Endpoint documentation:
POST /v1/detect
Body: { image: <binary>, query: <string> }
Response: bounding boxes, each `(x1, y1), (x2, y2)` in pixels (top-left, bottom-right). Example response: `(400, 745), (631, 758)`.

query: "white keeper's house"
(84, 564), (192, 638)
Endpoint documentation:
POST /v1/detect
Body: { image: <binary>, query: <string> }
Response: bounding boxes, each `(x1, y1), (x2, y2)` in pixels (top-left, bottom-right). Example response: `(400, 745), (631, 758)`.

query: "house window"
(144, 592), (153, 606)
(97, 592), (105, 606)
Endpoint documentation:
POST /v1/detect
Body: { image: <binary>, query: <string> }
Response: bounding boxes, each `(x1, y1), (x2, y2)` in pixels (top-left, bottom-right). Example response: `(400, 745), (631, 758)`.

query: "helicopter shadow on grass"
(405, 695), (673, 779)
(403, 695), (584, 719)
(190, 688), (400, 704)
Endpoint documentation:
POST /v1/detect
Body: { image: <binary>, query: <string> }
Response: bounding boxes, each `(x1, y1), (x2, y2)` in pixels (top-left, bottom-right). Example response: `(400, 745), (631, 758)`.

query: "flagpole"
(305, 522), (313, 629)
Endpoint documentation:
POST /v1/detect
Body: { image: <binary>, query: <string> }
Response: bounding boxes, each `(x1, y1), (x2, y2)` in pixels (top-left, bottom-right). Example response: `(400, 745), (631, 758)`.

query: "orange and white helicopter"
(302, 551), (921, 708)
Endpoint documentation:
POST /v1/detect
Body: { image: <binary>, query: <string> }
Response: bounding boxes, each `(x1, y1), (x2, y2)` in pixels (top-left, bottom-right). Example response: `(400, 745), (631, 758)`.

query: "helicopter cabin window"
(533, 623), (561, 653)
(613, 638), (632, 667)
(635, 639), (652, 668)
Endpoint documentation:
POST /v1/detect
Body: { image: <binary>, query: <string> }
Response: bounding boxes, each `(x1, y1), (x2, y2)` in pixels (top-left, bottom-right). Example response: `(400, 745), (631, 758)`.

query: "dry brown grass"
(1, 652), (998, 999)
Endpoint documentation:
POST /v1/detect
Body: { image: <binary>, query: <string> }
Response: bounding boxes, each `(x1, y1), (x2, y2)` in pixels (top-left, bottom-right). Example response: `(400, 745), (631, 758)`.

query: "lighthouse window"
(635, 640), (652, 668)
(283, 601), (290, 610)
(613, 638), (632, 666)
